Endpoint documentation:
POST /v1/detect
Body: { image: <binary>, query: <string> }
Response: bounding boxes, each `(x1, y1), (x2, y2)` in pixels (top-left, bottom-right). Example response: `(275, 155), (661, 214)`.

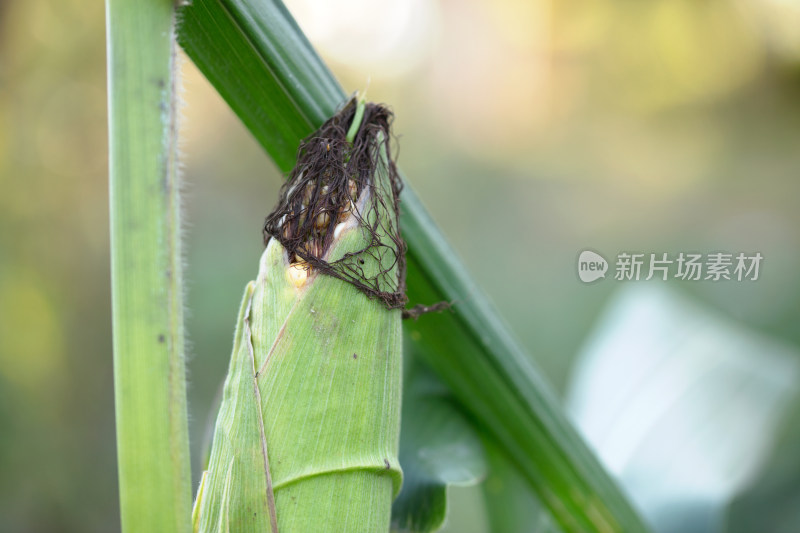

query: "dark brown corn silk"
(263, 99), (407, 309)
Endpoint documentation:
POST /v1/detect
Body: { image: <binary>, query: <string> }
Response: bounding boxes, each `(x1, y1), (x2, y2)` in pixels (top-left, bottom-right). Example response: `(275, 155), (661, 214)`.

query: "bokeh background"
(2, 0), (800, 531)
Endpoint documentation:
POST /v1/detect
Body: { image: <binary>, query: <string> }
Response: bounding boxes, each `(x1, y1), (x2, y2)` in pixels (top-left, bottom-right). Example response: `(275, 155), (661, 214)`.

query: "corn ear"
(195, 121), (403, 532)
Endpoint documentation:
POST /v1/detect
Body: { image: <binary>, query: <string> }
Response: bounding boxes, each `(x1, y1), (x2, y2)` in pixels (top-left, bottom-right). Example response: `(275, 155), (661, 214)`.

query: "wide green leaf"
(178, 1), (647, 530)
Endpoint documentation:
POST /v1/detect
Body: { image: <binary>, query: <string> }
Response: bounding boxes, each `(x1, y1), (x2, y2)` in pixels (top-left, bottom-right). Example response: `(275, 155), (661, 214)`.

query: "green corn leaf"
(106, 0), (192, 531)
(482, 437), (562, 533)
(175, 0), (341, 173)
(391, 351), (487, 533)
(178, 1), (648, 531)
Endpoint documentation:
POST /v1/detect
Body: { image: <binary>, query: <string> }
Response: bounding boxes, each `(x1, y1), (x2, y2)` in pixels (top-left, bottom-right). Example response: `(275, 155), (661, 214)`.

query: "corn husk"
(194, 123), (403, 532)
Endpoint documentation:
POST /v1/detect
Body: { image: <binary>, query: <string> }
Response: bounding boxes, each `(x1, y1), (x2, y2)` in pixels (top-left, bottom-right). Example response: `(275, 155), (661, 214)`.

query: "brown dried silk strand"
(401, 301), (453, 320)
(262, 99), (407, 309)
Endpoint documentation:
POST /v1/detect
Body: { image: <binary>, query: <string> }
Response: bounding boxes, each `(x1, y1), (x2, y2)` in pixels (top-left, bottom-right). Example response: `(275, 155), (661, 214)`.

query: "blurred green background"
(2, 0), (800, 531)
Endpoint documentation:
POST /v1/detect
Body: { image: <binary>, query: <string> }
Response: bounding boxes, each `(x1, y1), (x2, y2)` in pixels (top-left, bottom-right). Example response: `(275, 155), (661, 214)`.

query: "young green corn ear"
(194, 100), (404, 533)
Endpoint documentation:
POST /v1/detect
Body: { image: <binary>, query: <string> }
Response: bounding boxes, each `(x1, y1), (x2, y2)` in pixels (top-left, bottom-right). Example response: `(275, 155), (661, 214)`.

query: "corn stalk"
(106, 0), (192, 531)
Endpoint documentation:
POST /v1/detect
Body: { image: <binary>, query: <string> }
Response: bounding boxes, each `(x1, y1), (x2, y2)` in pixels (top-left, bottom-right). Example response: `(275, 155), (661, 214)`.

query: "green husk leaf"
(195, 279), (278, 532)
(196, 222), (403, 533)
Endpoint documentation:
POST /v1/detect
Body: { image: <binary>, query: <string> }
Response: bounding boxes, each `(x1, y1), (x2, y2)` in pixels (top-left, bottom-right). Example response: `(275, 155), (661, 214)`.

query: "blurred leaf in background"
(566, 285), (800, 533)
